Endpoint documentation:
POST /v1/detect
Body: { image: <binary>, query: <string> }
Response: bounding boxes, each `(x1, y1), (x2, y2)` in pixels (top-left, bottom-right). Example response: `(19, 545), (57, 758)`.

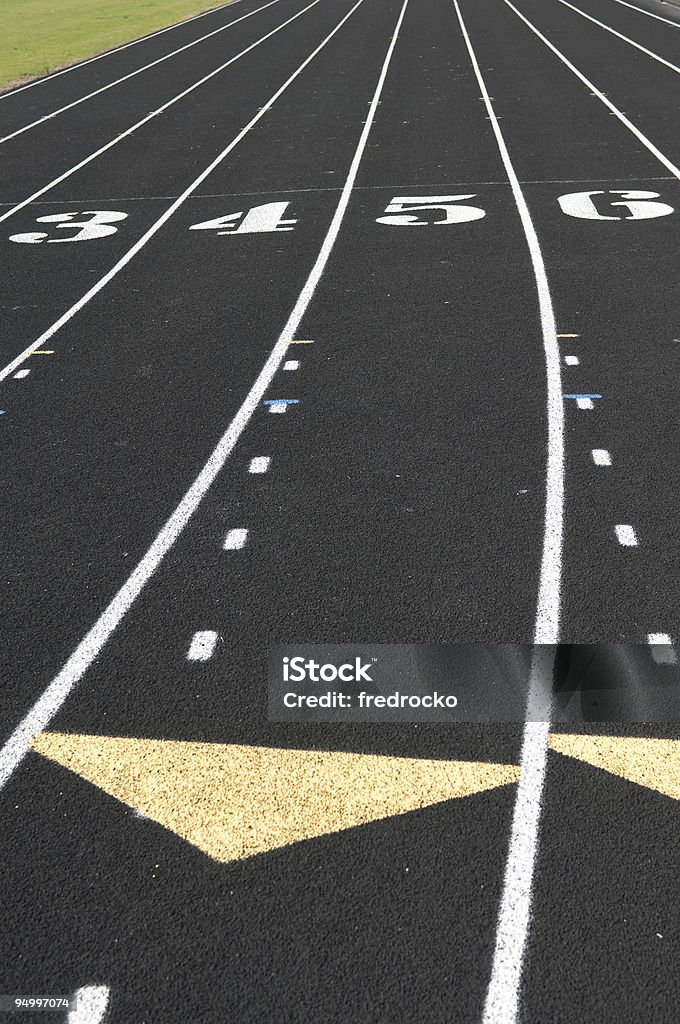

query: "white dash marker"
(648, 634), (677, 665)
(615, 524), (638, 547)
(268, 402), (288, 414)
(564, 355), (579, 366)
(576, 397), (594, 410)
(248, 456), (270, 474)
(283, 359), (299, 371)
(13, 368), (31, 379)
(223, 527), (248, 550)
(68, 985), (110, 1024)
(592, 449), (611, 466)
(187, 630), (218, 661)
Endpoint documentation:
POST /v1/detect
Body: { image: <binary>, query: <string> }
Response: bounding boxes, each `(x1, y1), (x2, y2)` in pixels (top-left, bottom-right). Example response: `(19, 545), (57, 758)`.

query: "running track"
(1, 0), (680, 1020)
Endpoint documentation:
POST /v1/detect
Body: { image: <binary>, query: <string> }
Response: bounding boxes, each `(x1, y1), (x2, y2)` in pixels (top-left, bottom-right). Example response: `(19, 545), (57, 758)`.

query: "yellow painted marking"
(556, 333), (579, 338)
(31, 350), (55, 355)
(549, 733), (680, 800)
(32, 732), (519, 863)
(284, 339), (315, 345)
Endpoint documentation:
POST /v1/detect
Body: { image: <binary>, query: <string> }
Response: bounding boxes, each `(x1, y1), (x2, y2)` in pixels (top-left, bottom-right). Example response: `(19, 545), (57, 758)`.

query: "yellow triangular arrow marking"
(549, 733), (680, 800)
(32, 732), (519, 863)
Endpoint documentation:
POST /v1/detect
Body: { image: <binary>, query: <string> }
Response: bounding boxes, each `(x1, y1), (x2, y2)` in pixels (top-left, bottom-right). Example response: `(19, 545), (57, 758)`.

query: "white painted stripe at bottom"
(13, 368), (30, 378)
(453, 5), (565, 1024)
(248, 456), (270, 473)
(591, 448), (611, 466)
(268, 402), (288, 413)
(576, 397), (593, 410)
(68, 985), (109, 1023)
(224, 527), (248, 550)
(283, 359), (300, 370)
(0, 0), (409, 790)
(187, 631), (218, 661)
(648, 635), (678, 664)
(615, 524), (638, 546)
(564, 355), (579, 366)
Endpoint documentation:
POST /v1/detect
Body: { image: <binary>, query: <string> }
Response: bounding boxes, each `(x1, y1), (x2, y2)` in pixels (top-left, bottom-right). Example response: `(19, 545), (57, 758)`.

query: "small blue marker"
(563, 394), (602, 399)
(263, 399), (299, 405)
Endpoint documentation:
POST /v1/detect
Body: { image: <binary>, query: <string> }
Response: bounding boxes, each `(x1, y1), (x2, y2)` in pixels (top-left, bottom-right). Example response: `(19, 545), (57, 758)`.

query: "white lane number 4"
(9, 210), (128, 243)
(376, 195), (486, 226)
(190, 202), (297, 234)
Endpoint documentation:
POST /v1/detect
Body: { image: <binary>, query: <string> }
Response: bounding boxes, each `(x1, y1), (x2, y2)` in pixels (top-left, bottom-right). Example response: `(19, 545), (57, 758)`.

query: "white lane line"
(648, 634), (678, 664)
(223, 527), (248, 549)
(67, 985), (110, 1024)
(615, 524), (638, 546)
(592, 448), (611, 465)
(576, 397), (594, 409)
(0, 0), (408, 791)
(283, 359), (300, 370)
(0, 0), (348, 386)
(556, 0), (680, 76)
(0, 0), (284, 146)
(248, 456), (270, 473)
(13, 368), (30, 378)
(564, 355), (579, 365)
(0, 0), (242, 100)
(0, 0), (323, 227)
(500, 0), (680, 182)
(453, 5), (564, 1024)
(611, 0), (680, 28)
(187, 630), (219, 661)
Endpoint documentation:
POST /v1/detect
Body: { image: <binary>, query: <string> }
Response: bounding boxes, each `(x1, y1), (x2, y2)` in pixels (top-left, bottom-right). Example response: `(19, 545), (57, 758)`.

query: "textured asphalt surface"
(2, 0), (680, 1020)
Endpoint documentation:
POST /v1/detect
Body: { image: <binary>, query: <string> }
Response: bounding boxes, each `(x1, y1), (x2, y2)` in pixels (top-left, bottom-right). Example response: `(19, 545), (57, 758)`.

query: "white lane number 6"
(9, 210), (128, 244)
(376, 195), (486, 226)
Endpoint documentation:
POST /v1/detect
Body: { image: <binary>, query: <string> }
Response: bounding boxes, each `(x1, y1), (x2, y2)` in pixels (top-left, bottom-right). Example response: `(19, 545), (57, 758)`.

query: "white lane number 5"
(10, 210), (128, 243)
(376, 195), (486, 226)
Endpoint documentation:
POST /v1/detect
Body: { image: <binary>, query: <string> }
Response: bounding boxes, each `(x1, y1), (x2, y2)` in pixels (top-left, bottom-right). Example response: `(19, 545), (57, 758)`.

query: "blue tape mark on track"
(562, 393), (602, 399)
(263, 399), (300, 405)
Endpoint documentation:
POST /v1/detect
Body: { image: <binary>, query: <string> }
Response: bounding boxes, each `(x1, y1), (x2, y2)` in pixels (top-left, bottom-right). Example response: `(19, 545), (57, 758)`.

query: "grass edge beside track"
(0, 0), (234, 92)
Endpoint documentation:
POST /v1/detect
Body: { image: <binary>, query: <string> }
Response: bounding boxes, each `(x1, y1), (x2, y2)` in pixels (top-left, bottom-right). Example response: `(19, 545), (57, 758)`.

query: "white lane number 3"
(9, 210), (128, 243)
(376, 195), (486, 226)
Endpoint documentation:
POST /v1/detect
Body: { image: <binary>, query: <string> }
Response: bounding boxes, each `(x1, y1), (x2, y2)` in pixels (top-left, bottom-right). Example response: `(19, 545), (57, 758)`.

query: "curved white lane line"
(556, 0), (680, 76)
(0, 0), (409, 790)
(0, 0), (284, 146)
(0, 0), (322, 227)
(500, 0), (680, 181)
(452, 3), (564, 1023)
(0, 0), (242, 100)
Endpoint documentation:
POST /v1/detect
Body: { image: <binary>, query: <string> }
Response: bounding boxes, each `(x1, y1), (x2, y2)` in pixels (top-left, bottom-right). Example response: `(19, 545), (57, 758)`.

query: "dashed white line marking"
(592, 448), (611, 465)
(454, 5), (564, 1024)
(268, 402), (288, 414)
(223, 527), (248, 550)
(67, 985), (110, 1024)
(248, 456), (270, 474)
(13, 368), (30, 378)
(576, 397), (594, 409)
(648, 635), (678, 664)
(615, 524), (638, 546)
(564, 355), (579, 365)
(187, 631), (218, 662)
(283, 359), (300, 370)
(0, 0), (407, 791)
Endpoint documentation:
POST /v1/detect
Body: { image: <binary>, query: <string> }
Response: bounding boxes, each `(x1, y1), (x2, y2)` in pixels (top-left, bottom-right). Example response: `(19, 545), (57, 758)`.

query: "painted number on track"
(557, 190), (675, 220)
(9, 210), (128, 243)
(190, 202), (297, 235)
(376, 195), (486, 226)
